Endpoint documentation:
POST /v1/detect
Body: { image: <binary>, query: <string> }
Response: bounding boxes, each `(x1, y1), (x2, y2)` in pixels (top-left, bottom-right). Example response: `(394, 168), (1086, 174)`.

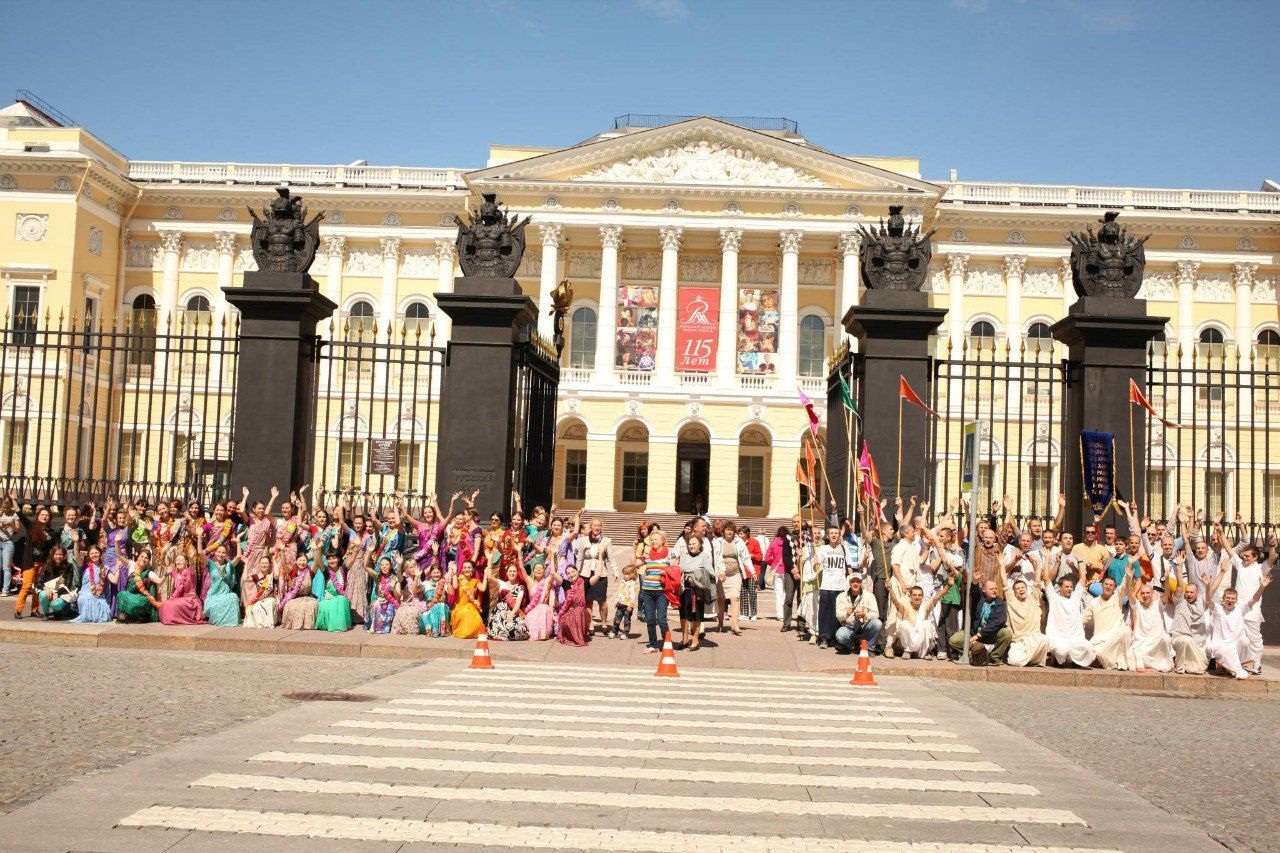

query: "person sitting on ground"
(1082, 572), (1137, 670)
(889, 571), (951, 660)
(833, 573), (881, 654)
(884, 522), (923, 657)
(1163, 565), (1208, 675)
(1043, 571), (1096, 668)
(948, 578), (1012, 666)
(1129, 580), (1174, 673)
(995, 562), (1049, 667)
(1205, 552), (1270, 679)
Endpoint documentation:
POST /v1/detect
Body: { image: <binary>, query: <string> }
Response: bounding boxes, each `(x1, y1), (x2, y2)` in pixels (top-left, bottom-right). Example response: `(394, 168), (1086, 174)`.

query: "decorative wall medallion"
(163, 206), (183, 220)
(663, 198), (683, 214)
(217, 207), (237, 221)
(382, 212), (402, 226)
(781, 201), (802, 218)
(564, 397), (581, 413)
(0, 174), (15, 190)
(688, 400), (703, 418)
(15, 213), (48, 242)
(842, 204), (861, 218)
(625, 399), (642, 416)
(723, 201), (742, 216)
(1237, 237), (1256, 251)
(329, 210), (346, 224)
(88, 226), (103, 256)
(51, 176), (73, 191)
(749, 403), (764, 420)
(1178, 234), (1199, 250)
(602, 198), (621, 212)
(1006, 229), (1028, 244)
(542, 196), (563, 211)
(949, 228), (970, 242)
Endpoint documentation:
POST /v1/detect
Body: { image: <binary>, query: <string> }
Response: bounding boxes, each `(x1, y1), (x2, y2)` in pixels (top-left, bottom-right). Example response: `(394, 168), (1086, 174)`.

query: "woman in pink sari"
(557, 564), (590, 646)
(158, 554), (206, 625)
(240, 486), (278, 606)
(272, 500), (303, 575)
(524, 562), (557, 641)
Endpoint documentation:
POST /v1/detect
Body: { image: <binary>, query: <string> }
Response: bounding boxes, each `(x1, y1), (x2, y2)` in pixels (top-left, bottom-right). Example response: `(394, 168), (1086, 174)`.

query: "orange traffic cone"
(850, 639), (878, 687)
(654, 630), (680, 678)
(469, 633), (495, 670)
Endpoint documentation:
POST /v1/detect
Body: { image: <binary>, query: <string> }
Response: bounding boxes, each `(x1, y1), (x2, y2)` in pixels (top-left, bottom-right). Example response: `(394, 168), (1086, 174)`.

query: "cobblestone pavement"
(926, 679), (1280, 853)
(0, 658), (1227, 853)
(0, 645), (406, 813)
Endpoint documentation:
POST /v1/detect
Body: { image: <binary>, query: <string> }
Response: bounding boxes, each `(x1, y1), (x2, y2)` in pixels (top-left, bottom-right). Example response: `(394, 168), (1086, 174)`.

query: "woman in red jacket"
(637, 529), (681, 653)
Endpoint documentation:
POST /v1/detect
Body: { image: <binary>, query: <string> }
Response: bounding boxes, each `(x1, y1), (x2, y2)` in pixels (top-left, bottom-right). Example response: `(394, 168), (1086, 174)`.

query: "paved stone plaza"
(0, 647), (1273, 853)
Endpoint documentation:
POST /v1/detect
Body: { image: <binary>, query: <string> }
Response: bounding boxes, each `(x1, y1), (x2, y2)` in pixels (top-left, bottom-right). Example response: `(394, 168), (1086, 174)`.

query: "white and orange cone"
(850, 639), (878, 687)
(654, 630), (680, 678)
(469, 633), (496, 670)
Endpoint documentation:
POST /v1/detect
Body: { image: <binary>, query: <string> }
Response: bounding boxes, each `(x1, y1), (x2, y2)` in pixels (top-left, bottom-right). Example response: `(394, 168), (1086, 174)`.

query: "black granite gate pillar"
(1052, 297), (1167, 536)
(843, 290), (947, 510)
(225, 271), (336, 502)
(434, 276), (537, 522)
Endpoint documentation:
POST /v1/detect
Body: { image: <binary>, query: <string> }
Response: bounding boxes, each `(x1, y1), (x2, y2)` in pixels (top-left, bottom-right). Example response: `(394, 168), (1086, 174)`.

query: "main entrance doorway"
(675, 424), (710, 515)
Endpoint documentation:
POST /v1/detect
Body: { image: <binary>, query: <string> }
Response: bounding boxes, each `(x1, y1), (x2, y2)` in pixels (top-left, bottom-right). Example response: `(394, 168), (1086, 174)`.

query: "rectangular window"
(564, 448), (587, 501)
(621, 451), (648, 504)
(10, 285), (40, 347)
(396, 442), (424, 490)
(118, 431), (144, 481)
(737, 455), (765, 508)
(1267, 473), (1280, 515)
(2, 421), (28, 473)
(1028, 465), (1053, 516)
(337, 440), (365, 490)
(1145, 469), (1168, 521)
(978, 463), (996, 505)
(170, 434), (188, 482)
(1205, 471), (1226, 515)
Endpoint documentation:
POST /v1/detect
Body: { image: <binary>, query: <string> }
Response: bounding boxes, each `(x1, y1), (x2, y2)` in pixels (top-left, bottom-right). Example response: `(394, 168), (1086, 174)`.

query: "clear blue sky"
(3, 0), (1277, 189)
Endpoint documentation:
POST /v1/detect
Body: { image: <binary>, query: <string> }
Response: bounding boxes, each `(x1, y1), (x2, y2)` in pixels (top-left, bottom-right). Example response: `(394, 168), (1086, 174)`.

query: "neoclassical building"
(1, 99), (1277, 520)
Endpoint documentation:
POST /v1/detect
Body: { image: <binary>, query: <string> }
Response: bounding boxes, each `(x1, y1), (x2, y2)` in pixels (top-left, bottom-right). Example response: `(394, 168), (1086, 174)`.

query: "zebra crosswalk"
(116, 662), (1122, 852)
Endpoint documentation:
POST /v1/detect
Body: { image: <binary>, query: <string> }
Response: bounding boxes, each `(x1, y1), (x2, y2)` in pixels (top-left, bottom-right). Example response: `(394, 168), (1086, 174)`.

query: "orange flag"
(1128, 378), (1180, 428)
(795, 458), (817, 505)
(898, 375), (940, 418)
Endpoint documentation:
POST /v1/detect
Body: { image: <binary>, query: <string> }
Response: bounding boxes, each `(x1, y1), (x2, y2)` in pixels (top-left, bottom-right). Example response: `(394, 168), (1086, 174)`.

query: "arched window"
(128, 294), (157, 368)
(970, 320), (997, 338)
(1198, 327), (1225, 345)
(1026, 321), (1052, 353)
(797, 314), (826, 377)
(569, 306), (597, 369)
(403, 300), (431, 336)
(182, 294), (212, 328)
(1256, 328), (1280, 361)
(346, 299), (376, 340)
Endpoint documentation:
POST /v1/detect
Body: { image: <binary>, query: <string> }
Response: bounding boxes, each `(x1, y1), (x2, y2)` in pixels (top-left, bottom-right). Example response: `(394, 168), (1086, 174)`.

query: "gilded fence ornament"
(454, 193), (531, 278)
(857, 205), (936, 292)
(247, 187), (324, 273)
(1066, 211), (1149, 299)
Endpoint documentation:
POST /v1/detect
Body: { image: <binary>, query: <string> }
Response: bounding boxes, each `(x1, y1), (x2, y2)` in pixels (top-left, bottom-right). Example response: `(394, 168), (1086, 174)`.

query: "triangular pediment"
(467, 117), (940, 196)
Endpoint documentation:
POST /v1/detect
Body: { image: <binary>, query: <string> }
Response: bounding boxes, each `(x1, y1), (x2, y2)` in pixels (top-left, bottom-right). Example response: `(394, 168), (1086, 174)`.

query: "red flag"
(1128, 378), (1180, 428)
(796, 388), (820, 435)
(858, 441), (881, 502)
(795, 458), (816, 506)
(898, 375), (939, 418)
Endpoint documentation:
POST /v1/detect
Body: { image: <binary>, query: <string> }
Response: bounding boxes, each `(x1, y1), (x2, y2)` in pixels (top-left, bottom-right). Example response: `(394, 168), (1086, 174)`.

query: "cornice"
(465, 176), (935, 204)
(937, 204), (1279, 236)
(128, 184), (467, 211)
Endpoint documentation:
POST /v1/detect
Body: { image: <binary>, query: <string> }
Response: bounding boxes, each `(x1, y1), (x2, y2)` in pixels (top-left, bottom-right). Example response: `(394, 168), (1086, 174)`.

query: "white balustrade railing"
(677, 372), (713, 386)
(127, 161), (466, 190)
(946, 181), (1280, 214)
(560, 367), (592, 385)
(798, 375), (824, 394)
(617, 370), (653, 387)
(738, 373), (776, 391)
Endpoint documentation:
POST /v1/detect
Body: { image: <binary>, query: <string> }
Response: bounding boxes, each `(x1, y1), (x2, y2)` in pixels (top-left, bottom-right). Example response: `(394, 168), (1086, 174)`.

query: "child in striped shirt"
(608, 564), (639, 639)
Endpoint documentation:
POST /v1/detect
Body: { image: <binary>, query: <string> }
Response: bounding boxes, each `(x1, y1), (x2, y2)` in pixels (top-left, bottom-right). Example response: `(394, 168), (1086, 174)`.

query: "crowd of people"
(0, 486), (1272, 678)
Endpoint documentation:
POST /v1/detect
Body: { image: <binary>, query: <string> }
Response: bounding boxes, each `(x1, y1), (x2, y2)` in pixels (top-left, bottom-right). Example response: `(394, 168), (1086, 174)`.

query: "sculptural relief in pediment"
(570, 139), (830, 188)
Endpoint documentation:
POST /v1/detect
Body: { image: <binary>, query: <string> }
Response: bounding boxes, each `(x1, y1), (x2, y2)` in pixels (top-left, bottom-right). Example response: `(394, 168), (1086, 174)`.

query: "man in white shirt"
(1129, 581), (1174, 673)
(884, 525), (922, 657)
(814, 525), (857, 649)
(1232, 545), (1271, 675)
(1205, 555), (1271, 679)
(1043, 573), (1096, 668)
(1002, 532), (1041, 592)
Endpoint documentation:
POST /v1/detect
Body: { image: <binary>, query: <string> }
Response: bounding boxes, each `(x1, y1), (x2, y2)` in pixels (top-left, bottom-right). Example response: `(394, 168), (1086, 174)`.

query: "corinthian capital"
(1003, 255), (1027, 278)
(435, 239), (457, 262)
(214, 232), (237, 255)
(380, 237), (402, 260)
(718, 228), (742, 253)
(538, 222), (564, 248)
(323, 235), (347, 260)
(599, 225), (624, 250)
(1175, 260), (1200, 286)
(837, 232), (862, 256)
(158, 229), (183, 253)
(946, 253), (969, 277)
(659, 226), (683, 251)
(1233, 262), (1258, 288)
(778, 230), (803, 255)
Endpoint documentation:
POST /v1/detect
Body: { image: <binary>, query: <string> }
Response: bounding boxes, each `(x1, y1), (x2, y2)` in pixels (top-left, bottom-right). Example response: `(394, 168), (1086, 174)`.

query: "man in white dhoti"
(1083, 574), (1137, 670)
(1129, 581), (1174, 672)
(1232, 545), (1272, 676)
(1163, 579), (1208, 675)
(996, 561), (1048, 667)
(888, 573), (950, 659)
(883, 524), (922, 657)
(1043, 573), (1095, 667)
(1206, 556), (1271, 679)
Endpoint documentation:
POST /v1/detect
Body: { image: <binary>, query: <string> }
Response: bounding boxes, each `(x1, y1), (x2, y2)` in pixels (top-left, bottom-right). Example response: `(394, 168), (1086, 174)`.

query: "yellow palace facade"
(2, 98), (1278, 520)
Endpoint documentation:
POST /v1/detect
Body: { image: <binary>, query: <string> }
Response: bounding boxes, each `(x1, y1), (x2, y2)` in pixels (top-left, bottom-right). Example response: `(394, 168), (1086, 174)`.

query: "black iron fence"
(1145, 342), (1280, 541)
(310, 318), (446, 514)
(513, 330), (560, 512)
(0, 310), (239, 506)
(926, 337), (1069, 528)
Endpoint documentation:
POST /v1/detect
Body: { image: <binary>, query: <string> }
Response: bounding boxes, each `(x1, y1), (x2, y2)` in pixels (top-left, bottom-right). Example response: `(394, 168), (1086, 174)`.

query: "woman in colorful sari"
(178, 501), (208, 595)
(403, 494), (457, 575)
(71, 544), (112, 623)
(390, 558), (427, 634)
(242, 555), (277, 629)
(240, 486), (277, 607)
(102, 504), (131, 615)
(272, 499), (303, 577)
(279, 553), (318, 630)
(202, 502), (236, 588)
(556, 563), (591, 646)
(450, 560), (487, 639)
(419, 565), (451, 637)
(524, 562), (557, 641)
(343, 534), (373, 627)
(38, 545), (79, 620)
(204, 544), (241, 627)
(113, 548), (160, 624)
(158, 554), (206, 625)
(369, 556), (400, 633)
(487, 563), (530, 641)
(315, 553), (352, 632)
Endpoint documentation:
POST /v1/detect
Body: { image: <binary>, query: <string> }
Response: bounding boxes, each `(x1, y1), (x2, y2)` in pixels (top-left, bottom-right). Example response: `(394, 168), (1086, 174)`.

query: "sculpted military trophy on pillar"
(247, 187), (325, 276)
(857, 205), (936, 292)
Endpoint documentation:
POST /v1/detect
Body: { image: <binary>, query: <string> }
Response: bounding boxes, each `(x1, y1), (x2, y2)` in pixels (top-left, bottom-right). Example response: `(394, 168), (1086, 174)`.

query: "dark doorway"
(675, 431), (710, 515)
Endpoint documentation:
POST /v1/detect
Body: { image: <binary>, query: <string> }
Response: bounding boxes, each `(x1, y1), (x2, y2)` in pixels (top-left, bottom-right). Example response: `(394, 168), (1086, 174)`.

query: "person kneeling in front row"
(834, 573), (881, 654)
(949, 579), (1013, 665)
(888, 574), (951, 659)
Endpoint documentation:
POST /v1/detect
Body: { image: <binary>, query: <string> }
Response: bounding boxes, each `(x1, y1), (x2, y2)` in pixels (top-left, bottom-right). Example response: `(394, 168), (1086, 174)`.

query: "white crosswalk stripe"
(489, 662), (863, 686)
(366, 705), (943, 732)
(415, 684), (904, 707)
(253, 751), (1025, 791)
(390, 696), (924, 721)
(438, 673), (891, 699)
(296, 733), (994, 771)
(122, 806), (1114, 852)
(194, 772), (1086, 825)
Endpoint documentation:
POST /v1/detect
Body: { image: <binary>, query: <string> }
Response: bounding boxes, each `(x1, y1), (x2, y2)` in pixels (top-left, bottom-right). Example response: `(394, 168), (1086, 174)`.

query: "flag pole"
(844, 403), (854, 525)
(1128, 399), (1136, 526)
(895, 393), (904, 500)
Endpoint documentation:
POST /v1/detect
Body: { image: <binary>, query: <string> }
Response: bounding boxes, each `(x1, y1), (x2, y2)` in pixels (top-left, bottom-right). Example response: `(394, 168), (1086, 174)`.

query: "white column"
(1233, 263), (1257, 413)
(1060, 256), (1076, 317)
(379, 238), (401, 328)
(323, 235), (346, 314)
(434, 239), (457, 346)
(596, 225), (623, 385)
(947, 253), (969, 342)
(777, 230), (803, 388)
(537, 223), (563, 340)
(1176, 260), (1199, 365)
(213, 232), (236, 323)
(157, 229), (183, 324)
(1004, 255), (1026, 351)
(656, 225), (682, 385)
(717, 228), (741, 388)
(838, 232), (862, 352)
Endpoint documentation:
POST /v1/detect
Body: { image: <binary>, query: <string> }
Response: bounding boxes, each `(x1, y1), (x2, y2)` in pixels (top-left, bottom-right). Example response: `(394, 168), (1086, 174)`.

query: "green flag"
(838, 372), (859, 419)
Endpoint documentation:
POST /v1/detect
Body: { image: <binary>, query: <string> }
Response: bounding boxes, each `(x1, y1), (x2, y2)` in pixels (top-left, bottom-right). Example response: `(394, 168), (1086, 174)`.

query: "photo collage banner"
(736, 288), (779, 375)
(615, 285), (658, 370)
